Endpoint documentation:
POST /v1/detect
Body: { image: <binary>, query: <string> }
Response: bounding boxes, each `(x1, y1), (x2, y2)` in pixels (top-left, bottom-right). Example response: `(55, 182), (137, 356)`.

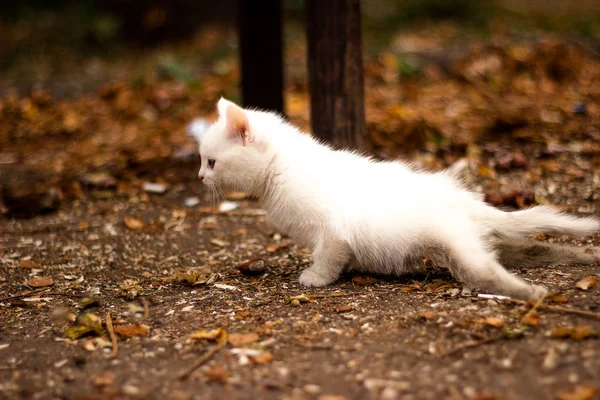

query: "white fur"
(197, 98), (600, 300)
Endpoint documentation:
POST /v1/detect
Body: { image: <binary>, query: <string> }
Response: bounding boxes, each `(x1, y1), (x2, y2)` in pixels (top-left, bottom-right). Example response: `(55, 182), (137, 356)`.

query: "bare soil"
(1, 153), (599, 400)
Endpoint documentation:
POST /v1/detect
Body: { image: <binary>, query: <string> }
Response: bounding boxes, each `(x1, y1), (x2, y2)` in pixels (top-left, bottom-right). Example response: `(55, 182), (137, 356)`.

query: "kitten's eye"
(208, 159), (216, 169)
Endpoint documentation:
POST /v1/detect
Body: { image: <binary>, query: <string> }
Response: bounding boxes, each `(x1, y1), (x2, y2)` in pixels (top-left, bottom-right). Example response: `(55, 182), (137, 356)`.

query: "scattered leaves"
(26, 277), (54, 288)
(575, 276), (598, 291)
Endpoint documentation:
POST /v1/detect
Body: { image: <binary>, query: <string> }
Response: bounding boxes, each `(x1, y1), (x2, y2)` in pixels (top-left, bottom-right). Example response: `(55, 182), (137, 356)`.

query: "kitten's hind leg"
(299, 235), (351, 287)
(436, 224), (547, 301)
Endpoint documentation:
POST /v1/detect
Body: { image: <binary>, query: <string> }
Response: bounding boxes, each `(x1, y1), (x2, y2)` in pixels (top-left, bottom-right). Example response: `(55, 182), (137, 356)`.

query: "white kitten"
(197, 98), (599, 300)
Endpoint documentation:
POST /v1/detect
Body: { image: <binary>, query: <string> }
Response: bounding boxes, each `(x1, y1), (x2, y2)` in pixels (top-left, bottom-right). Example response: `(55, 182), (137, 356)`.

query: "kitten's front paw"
(299, 268), (336, 287)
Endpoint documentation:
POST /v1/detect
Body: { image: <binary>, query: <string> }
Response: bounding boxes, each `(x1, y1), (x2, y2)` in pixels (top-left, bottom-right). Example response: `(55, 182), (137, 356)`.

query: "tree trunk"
(306, 0), (367, 150)
(239, 0), (284, 114)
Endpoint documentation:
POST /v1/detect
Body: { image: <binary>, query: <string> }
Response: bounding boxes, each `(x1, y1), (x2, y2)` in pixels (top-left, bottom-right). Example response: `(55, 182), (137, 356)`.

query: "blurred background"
(0, 0), (599, 216)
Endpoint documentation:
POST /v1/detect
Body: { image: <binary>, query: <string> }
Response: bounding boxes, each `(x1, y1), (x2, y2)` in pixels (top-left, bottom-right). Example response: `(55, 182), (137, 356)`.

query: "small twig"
(106, 313), (118, 359)
(141, 298), (150, 320)
(438, 336), (504, 358)
(178, 342), (226, 380)
(520, 292), (548, 324)
(310, 291), (369, 299)
(506, 298), (600, 319)
(0, 288), (51, 303)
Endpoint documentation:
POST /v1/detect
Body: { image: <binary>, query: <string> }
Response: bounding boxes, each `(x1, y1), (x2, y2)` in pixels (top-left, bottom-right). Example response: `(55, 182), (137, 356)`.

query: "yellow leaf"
(188, 328), (227, 342)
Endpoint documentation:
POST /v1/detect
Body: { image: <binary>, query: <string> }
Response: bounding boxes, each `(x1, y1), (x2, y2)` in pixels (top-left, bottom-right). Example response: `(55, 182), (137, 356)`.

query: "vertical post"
(238, 0), (284, 114)
(306, 0), (367, 150)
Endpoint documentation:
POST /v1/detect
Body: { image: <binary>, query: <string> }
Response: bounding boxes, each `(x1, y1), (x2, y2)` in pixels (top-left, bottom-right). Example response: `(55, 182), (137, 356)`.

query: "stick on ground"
(178, 342), (226, 380)
(106, 312), (118, 359)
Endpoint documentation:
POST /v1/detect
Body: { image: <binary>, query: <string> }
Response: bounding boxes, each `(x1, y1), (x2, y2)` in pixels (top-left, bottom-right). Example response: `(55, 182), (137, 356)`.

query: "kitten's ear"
(218, 98), (252, 146)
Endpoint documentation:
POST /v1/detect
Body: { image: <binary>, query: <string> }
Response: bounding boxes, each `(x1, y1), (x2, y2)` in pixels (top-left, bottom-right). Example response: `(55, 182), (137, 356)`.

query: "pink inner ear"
(226, 104), (251, 145)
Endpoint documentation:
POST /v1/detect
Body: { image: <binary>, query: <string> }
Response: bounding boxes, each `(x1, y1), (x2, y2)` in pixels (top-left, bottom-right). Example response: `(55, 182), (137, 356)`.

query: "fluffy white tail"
(477, 205), (599, 240)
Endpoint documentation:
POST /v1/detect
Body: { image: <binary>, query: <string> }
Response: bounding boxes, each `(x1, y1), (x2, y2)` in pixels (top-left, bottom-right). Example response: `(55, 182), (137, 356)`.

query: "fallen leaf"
(92, 371), (117, 387)
(123, 216), (144, 231)
(210, 239), (229, 247)
(204, 367), (229, 384)
(557, 385), (598, 400)
(26, 277), (54, 288)
(286, 295), (314, 304)
(20, 260), (41, 269)
(352, 276), (378, 286)
(250, 351), (273, 365)
(335, 305), (353, 313)
(188, 328), (227, 342)
(575, 276), (598, 291)
(175, 267), (214, 285)
(549, 294), (568, 303)
(114, 324), (150, 338)
(228, 333), (259, 347)
(119, 279), (143, 299)
(521, 311), (539, 327)
(549, 326), (597, 341)
(266, 243), (289, 253)
(483, 316), (505, 328)
(65, 312), (103, 339)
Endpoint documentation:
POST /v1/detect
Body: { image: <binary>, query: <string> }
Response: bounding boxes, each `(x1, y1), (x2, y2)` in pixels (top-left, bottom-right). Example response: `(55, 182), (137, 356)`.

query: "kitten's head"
(197, 98), (274, 195)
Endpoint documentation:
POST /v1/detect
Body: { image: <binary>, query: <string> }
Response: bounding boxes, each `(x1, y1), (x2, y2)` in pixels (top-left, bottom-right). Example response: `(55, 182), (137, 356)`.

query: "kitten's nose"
(198, 175), (204, 182)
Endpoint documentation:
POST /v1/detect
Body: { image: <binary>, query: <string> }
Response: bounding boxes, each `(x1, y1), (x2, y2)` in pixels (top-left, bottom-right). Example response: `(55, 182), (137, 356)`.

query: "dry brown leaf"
(20, 260), (41, 269)
(92, 371), (117, 387)
(188, 328), (227, 342)
(228, 333), (259, 348)
(114, 324), (150, 338)
(575, 276), (598, 291)
(250, 351), (273, 365)
(204, 367), (230, 383)
(483, 316), (505, 328)
(26, 277), (54, 288)
(335, 305), (353, 313)
(286, 295), (314, 304)
(521, 311), (540, 327)
(549, 326), (597, 341)
(124, 216), (144, 231)
(550, 294), (568, 303)
(352, 276), (378, 286)
(557, 385), (598, 400)
(266, 243), (288, 253)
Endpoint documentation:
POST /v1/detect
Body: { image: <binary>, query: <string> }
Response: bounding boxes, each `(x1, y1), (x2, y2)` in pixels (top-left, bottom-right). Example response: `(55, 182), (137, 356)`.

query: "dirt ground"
(1, 150), (600, 400)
